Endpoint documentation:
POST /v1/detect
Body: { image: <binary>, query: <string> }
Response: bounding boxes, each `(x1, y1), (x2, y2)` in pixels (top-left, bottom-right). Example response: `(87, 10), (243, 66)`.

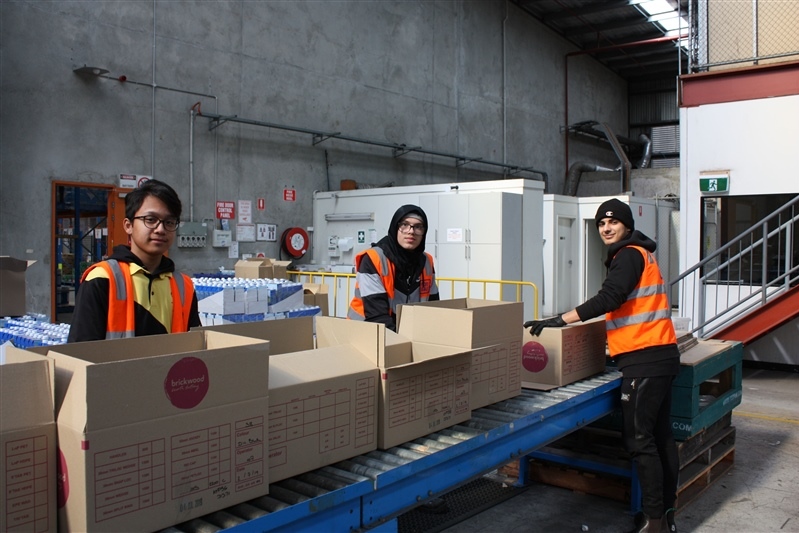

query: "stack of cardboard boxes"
(1, 295), (610, 532)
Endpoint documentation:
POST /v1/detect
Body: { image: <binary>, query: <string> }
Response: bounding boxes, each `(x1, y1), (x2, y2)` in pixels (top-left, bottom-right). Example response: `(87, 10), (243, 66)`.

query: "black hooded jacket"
(575, 230), (680, 377)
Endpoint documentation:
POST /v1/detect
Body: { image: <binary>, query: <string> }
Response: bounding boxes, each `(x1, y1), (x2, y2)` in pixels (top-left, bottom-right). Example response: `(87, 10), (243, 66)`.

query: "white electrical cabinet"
(541, 195), (580, 318)
(419, 192), (522, 302)
(311, 179), (544, 318)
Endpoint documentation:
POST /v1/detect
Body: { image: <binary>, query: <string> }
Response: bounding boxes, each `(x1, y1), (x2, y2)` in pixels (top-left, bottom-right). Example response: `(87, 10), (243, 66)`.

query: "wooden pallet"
(511, 416), (735, 512)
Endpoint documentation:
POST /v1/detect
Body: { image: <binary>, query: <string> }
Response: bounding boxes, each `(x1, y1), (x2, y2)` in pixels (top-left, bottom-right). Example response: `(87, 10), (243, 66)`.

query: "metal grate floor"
(397, 475), (527, 533)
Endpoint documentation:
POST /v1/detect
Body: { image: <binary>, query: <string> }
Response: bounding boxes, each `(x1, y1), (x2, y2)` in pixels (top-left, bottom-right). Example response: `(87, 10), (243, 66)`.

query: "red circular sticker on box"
(522, 341), (549, 373)
(164, 357), (210, 409)
(57, 449), (69, 508)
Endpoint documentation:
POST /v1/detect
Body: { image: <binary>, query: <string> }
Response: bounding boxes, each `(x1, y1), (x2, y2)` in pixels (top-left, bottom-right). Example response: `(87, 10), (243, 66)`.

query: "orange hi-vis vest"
(348, 247), (436, 321)
(605, 245), (677, 357)
(81, 259), (194, 339)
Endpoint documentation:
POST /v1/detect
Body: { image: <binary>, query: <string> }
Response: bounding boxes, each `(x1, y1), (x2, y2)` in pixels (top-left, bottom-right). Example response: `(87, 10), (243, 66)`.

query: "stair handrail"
(670, 195), (799, 339)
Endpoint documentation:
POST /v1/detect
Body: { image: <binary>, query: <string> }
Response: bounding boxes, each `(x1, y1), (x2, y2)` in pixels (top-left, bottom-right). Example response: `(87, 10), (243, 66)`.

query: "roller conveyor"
(161, 370), (621, 533)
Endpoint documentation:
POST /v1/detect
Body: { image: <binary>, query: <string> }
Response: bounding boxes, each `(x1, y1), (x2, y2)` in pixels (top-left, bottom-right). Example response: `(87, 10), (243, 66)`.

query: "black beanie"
(595, 198), (634, 231)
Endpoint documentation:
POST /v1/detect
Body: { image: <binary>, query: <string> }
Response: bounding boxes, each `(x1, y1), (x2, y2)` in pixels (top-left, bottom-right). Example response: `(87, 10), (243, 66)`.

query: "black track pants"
(620, 376), (679, 517)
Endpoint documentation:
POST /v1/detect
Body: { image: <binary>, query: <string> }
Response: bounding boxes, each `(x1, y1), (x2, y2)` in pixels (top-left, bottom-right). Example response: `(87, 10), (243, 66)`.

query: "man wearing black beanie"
(525, 197), (680, 533)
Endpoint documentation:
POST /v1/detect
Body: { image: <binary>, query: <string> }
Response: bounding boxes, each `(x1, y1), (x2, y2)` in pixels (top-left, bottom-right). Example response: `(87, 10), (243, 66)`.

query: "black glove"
(523, 315), (566, 336)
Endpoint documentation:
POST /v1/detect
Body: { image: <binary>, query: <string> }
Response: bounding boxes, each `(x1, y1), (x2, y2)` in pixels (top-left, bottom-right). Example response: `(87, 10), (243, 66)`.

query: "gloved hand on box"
(523, 315), (566, 336)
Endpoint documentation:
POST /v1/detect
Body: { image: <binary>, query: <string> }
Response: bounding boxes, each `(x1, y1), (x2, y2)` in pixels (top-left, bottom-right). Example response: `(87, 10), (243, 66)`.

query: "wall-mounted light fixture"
(73, 65), (109, 77)
(324, 213), (374, 222)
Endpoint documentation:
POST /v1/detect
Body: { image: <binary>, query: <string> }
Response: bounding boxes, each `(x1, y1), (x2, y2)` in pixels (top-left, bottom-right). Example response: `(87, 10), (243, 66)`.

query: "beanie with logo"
(595, 198), (634, 231)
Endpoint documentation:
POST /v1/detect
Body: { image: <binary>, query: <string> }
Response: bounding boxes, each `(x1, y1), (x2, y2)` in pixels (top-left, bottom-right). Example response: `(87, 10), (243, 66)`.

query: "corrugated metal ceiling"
(511, 0), (690, 83)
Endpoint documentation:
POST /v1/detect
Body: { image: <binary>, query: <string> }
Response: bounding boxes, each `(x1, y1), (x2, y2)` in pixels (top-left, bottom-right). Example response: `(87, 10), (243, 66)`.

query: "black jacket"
(575, 231), (680, 377)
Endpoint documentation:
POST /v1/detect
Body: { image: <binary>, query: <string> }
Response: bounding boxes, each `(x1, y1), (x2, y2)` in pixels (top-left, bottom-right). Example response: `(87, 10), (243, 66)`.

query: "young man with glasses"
(348, 204), (439, 331)
(68, 179), (200, 342)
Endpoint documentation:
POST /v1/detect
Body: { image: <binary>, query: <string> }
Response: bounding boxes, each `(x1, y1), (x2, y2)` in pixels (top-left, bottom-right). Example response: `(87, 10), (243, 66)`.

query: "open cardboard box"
(195, 317), (379, 482)
(303, 283), (330, 316)
(520, 318), (608, 390)
(45, 331), (270, 532)
(397, 299), (523, 409)
(234, 258), (292, 280)
(316, 317), (473, 450)
(0, 256), (37, 316)
(235, 258), (274, 279)
(0, 343), (57, 533)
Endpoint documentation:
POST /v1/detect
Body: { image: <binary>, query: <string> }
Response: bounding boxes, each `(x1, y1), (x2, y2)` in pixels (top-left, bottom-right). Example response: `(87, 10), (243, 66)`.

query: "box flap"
(235, 258), (273, 267)
(194, 316), (314, 354)
(47, 331), (269, 431)
(398, 299), (523, 348)
(0, 343), (54, 430)
(302, 283), (329, 296)
(0, 256), (37, 270)
(409, 341), (474, 364)
(315, 317), (384, 366)
(269, 345), (375, 388)
(384, 330), (413, 368)
(235, 258), (274, 279)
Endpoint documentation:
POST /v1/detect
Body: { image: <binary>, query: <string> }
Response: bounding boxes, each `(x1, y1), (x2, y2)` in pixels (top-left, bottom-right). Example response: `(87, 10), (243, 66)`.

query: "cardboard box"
(235, 258), (274, 279)
(0, 343), (57, 533)
(46, 331), (270, 532)
(303, 283), (330, 316)
(317, 318), (472, 450)
(195, 318), (379, 482)
(0, 256), (36, 316)
(267, 345), (377, 481)
(520, 318), (607, 390)
(271, 260), (292, 281)
(234, 258), (292, 280)
(397, 299), (524, 409)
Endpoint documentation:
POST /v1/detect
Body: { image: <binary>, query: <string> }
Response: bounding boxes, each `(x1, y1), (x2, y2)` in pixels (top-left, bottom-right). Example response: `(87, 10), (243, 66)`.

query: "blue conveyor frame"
(221, 371), (622, 532)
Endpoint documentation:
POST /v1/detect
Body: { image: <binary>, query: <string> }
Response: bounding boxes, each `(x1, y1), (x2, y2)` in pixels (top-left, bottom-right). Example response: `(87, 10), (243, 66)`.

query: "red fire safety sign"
(216, 201), (235, 219)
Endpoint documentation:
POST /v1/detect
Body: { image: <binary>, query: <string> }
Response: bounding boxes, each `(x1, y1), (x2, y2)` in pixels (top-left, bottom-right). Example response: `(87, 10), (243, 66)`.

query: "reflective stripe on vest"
(348, 247), (435, 321)
(81, 260), (192, 339)
(605, 246), (677, 356)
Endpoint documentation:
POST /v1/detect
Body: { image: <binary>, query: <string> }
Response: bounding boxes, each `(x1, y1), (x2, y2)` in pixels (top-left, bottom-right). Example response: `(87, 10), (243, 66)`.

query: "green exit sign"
(699, 176), (729, 193)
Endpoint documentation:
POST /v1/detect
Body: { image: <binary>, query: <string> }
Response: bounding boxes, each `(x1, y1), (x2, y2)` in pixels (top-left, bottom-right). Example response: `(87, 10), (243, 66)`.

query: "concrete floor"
(441, 367), (799, 533)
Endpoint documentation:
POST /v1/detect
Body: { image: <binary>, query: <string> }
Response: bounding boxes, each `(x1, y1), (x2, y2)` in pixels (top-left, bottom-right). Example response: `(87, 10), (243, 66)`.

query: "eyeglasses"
(398, 222), (425, 235)
(133, 215), (180, 232)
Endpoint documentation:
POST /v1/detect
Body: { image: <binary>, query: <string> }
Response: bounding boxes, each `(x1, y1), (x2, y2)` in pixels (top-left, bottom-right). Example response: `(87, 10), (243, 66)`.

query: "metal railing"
(689, 0), (799, 73)
(670, 196), (799, 338)
(290, 271), (539, 319)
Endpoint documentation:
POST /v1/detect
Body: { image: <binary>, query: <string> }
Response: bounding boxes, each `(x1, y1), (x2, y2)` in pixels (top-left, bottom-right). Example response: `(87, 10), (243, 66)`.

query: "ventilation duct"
(562, 162), (614, 196)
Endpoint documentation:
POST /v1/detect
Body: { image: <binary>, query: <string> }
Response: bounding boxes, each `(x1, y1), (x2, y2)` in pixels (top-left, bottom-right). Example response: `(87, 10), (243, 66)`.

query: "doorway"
(52, 182), (115, 324)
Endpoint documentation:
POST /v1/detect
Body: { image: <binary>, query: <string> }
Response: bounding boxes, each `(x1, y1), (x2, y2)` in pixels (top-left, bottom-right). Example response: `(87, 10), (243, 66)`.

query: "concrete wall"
(0, 0), (627, 317)
(576, 168), (680, 198)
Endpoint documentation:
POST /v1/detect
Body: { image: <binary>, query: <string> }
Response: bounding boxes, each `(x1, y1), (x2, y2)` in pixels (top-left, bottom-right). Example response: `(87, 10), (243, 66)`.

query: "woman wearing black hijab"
(347, 204), (440, 331)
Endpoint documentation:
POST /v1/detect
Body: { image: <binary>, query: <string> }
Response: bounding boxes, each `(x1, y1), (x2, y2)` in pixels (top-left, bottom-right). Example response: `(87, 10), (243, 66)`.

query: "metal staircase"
(670, 195), (799, 342)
